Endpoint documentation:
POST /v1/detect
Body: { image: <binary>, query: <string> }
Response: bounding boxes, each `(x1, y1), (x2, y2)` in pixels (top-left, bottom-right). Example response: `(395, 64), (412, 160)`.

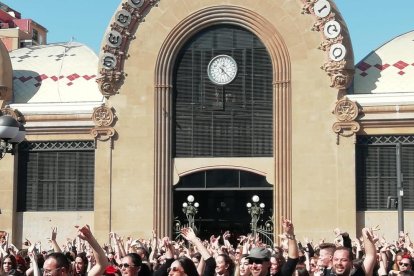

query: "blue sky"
(1, 1), (413, 63)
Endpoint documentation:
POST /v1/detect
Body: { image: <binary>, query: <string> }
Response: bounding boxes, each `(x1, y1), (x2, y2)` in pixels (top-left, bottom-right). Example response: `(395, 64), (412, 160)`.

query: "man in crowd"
(247, 218), (299, 276)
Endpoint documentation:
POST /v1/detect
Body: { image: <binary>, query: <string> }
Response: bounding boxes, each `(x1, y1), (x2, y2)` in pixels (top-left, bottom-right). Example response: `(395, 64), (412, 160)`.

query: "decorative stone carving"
(91, 105), (116, 145)
(92, 105), (115, 127)
(320, 60), (353, 89)
(97, 0), (160, 98)
(332, 98), (360, 143)
(301, 0), (354, 90)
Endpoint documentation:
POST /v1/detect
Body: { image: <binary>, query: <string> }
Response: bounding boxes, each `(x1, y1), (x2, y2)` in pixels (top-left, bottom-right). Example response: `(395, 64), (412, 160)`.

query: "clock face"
(207, 55), (238, 85)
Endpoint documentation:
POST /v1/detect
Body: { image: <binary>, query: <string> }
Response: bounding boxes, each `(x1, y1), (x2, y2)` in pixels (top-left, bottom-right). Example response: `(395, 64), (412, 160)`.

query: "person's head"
(332, 247), (353, 276)
(120, 253), (142, 276)
(168, 256), (198, 276)
(246, 247), (271, 276)
(294, 266), (309, 276)
(318, 243), (335, 269)
(239, 257), (251, 276)
(309, 257), (319, 274)
(270, 253), (285, 276)
(191, 252), (201, 268)
(108, 252), (118, 266)
(136, 247), (149, 262)
(43, 252), (71, 276)
(215, 254), (235, 276)
(2, 255), (17, 273)
(74, 253), (88, 275)
(399, 257), (413, 272)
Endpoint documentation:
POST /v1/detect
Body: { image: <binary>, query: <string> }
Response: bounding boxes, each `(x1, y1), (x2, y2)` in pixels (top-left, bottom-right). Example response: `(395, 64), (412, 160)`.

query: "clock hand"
(220, 66), (231, 77)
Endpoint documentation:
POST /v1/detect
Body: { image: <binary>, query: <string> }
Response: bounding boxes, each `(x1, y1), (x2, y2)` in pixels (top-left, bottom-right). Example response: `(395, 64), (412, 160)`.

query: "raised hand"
(76, 225), (93, 241)
(181, 227), (197, 242)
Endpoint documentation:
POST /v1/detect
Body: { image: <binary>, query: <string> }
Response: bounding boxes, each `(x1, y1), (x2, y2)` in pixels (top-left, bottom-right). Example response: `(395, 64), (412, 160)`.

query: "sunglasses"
(167, 267), (183, 273)
(248, 259), (266, 265)
(119, 263), (135, 269)
(399, 262), (411, 267)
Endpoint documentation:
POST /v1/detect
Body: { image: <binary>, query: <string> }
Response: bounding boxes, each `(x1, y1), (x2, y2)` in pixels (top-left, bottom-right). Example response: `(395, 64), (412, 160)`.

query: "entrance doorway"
(173, 169), (273, 243)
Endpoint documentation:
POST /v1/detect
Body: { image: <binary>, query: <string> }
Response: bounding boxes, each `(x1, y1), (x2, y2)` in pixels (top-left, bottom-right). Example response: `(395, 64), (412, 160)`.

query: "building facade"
(0, 0), (413, 245)
(0, 2), (47, 51)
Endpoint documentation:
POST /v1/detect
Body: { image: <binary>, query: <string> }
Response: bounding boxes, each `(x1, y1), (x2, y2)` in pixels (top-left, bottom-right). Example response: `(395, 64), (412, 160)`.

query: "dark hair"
(2, 255), (17, 270)
(126, 253), (142, 267)
(191, 252), (201, 262)
(46, 252), (71, 271)
(271, 252), (286, 267)
(36, 254), (45, 269)
(319, 243), (336, 255)
(295, 267), (309, 276)
(75, 252), (89, 275)
(217, 254), (235, 276)
(176, 256), (199, 276)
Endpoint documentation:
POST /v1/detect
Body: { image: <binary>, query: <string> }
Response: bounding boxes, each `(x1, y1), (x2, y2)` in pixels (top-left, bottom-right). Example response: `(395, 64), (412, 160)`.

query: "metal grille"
(356, 135), (414, 210)
(357, 135), (414, 145)
(173, 25), (273, 157)
(17, 141), (95, 211)
(19, 140), (95, 151)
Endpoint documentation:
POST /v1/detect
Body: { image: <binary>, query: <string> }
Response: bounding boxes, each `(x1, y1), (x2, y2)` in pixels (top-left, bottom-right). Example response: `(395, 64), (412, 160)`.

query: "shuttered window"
(174, 25), (273, 157)
(17, 141), (95, 211)
(356, 136), (414, 210)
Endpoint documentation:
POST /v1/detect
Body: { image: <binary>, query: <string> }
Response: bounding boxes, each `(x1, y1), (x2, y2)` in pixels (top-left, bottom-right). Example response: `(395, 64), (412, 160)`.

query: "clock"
(207, 55), (238, 85)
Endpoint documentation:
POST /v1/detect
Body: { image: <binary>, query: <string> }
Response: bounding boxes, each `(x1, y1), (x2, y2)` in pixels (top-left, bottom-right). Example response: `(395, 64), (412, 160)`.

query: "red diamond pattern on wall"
(357, 60), (413, 77)
(374, 64), (390, 70)
(67, 73), (80, 81)
(357, 61), (371, 71)
(13, 73), (97, 87)
(393, 60), (409, 70)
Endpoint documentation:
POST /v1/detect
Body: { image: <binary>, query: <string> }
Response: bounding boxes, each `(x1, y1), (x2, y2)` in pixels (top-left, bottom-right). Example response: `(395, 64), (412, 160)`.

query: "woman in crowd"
(1, 255), (17, 276)
(74, 252), (88, 276)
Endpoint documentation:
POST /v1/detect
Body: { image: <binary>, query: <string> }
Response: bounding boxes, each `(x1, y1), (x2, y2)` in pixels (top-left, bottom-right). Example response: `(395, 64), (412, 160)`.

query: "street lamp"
(246, 195), (265, 236)
(182, 195), (199, 230)
(0, 115), (26, 160)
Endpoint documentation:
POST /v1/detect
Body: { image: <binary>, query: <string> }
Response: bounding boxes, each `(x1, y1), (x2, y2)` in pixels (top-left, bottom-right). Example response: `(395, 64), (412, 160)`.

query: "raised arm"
(77, 225), (109, 276)
(282, 218), (298, 259)
(361, 227), (378, 276)
(181, 228), (211, 261)
(48, 227), (62, 253)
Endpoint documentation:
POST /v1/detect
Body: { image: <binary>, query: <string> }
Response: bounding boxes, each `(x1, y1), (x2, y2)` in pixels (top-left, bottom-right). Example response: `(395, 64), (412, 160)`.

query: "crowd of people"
(0, 219), (413, 276)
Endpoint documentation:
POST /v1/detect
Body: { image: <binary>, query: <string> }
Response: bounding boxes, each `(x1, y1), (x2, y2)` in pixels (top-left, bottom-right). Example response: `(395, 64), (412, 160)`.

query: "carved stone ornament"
(332, 98), (360, 143)
(97, 0), (160, 98)
(92, 105), (115, 127)
(301, 0), (354, 90)
(90, 127), (116, 142)
(320, 60), (352, 90)
(91, 105), (116, 145)
(333, 98), (358, 121)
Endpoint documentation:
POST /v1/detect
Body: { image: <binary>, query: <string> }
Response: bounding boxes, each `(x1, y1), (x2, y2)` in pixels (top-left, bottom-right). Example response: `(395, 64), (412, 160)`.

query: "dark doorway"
(173, 169), (273, 243)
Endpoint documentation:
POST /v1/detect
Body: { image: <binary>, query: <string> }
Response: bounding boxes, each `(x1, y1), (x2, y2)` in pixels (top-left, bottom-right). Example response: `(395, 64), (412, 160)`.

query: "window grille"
(17, 141), (95, 211)
(356, 135), (414, 210)
(173, 25), (273, 157)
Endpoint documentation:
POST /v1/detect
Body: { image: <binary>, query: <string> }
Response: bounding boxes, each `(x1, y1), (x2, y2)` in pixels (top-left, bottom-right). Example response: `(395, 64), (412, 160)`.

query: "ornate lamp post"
(182, 195), (199, 230)
(246, 195), (265, 236)
(0, 115), (26, 160)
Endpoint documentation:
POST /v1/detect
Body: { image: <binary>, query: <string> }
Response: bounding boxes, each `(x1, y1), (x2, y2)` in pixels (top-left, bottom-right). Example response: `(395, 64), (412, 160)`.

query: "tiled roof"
(10, 41), (103, 103)
(353, 30), (414, 94)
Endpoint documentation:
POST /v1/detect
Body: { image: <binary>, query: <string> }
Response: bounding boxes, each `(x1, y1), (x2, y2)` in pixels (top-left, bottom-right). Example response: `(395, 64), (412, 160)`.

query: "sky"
(1, 0), (413, 63)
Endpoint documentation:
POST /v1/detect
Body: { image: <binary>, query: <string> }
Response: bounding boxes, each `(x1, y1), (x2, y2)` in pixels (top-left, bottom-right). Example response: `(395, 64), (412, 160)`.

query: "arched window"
(173, 25), (273, 157)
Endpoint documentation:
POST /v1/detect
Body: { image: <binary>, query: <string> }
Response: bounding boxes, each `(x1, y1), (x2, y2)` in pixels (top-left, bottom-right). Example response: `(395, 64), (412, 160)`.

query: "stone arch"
(153, 5), (292, 236)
